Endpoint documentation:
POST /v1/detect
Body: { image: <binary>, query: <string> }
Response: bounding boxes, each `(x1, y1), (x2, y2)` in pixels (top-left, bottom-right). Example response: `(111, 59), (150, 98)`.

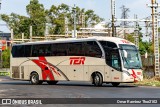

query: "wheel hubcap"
(94, 76), (99, 84)
(32, 75), (38, 83)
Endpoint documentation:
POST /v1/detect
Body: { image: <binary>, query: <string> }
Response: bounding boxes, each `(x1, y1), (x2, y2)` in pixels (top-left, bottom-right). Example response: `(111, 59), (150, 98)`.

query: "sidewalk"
(0, 76), (11, 81)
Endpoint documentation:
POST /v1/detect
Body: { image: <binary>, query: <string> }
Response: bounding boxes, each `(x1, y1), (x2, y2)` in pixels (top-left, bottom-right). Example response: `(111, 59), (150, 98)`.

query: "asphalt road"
(0, 76), (160, 107)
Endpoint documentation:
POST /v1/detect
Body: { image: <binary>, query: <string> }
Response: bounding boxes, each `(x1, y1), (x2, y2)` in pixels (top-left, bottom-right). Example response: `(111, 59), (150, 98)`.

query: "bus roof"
(13, 36), (135, 46)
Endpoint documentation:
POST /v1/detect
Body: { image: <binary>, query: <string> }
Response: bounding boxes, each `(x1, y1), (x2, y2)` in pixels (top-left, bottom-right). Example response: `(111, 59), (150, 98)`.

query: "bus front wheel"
(30, 72), (43, 85)
(111, 82), (120, 87)
(93, 73), (103, 86)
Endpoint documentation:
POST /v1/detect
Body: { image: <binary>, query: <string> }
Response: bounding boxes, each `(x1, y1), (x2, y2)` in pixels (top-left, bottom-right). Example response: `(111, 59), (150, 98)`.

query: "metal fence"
(141, 55), (155, 77)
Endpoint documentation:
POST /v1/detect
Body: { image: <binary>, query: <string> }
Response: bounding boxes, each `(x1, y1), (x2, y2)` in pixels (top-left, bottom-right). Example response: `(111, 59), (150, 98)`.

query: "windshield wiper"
(132, 65), (141, 69)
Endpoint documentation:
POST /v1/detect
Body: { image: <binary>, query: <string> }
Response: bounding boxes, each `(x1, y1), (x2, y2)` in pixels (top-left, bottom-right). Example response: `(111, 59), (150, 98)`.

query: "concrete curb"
(0, 76), (11, 81)
(0, 78), (9, 81)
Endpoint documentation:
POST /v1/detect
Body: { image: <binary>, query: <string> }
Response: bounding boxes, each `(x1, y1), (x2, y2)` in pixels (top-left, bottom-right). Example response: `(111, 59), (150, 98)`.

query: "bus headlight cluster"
(123, 70), (131, 76)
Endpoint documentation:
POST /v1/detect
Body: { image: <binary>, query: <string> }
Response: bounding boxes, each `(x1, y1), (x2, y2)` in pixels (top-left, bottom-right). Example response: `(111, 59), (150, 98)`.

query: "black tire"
(30, 72), (43, 85)
(93, 73), (103, 86)
(111, 82), (120, 87)
(47, 81), (58, 85)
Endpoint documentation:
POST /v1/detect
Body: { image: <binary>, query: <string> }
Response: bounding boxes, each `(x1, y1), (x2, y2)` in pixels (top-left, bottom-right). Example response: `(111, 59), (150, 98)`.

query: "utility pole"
(65, 17), (69, 37)
(151, 0), (155, 44)
(45, 23), (49, 40)
(111, 0), (116, 37)
(120, 5), (130, 39)
(22, 33), (24, 42)
(81, 13), (85, 37)
(134, 14), (139, 49)
(144, 17), (150, 36)
(147, 0), (160, 76)
(30, 26), (32, 42)
(82, 13), (85, 28)
(11, 29), (13, 43)
(73, 4), (77, 38)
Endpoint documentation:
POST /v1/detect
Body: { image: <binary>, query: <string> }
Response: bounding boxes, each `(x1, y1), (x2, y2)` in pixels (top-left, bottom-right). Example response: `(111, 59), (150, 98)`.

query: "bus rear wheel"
(111, 82), (120, 87)
(47, 81), (58, 85)
(30, 72), (43, 85)
(93, 73), (103, 86)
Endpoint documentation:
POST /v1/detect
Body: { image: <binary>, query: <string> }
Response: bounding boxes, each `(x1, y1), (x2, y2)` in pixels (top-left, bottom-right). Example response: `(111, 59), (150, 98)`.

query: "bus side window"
(32, 45), (44, 57)
(51, 44), (57, 56)
(11, 46), (17, 57)
(68, 43), (75, 56)
(84, 41), (102, 58)
(39, 48), (44, 56)
(52, 43), (68, 56)
(12, 45), (24, 57)
(107, 42), (117, 48)
(45, 48), (51, 56)
(24, 45), (32, 57)
(57, 43), (67, 56)
(31, 44), (52, 57)
(68, 42), (84, 56)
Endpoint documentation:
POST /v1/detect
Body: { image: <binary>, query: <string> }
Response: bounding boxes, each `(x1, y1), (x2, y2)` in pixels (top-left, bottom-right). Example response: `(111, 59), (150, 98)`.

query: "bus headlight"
(123, 70), (131, 76)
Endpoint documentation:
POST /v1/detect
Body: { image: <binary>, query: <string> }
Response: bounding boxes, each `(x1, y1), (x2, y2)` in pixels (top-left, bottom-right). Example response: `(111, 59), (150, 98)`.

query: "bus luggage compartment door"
(67, 65), (83, 81)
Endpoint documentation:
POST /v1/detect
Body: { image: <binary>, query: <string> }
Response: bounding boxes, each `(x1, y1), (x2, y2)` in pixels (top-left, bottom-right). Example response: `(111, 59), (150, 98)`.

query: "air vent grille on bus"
(12, 66), (20, 78)
(21, 66), (24, 79)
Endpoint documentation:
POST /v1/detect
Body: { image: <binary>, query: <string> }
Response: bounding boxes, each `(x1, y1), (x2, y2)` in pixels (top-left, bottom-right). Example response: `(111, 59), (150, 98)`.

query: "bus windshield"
(119, 44), (142, 69)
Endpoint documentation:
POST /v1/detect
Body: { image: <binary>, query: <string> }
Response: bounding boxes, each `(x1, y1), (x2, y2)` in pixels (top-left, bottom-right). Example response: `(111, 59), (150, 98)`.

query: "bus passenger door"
(110, 50), (122, 82)
(100, 41), (122, 82)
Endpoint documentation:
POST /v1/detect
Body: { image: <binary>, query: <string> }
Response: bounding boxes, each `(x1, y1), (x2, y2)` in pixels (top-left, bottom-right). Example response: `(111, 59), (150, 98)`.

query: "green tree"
(126, 33), (134, 43)
(47, 3), (70, 34)
(26, 0), (46, 36)
(125, 30), (151, 55)
(1, 13), (30, 38)
(2, 49), (10, 68)
(85, 10), (104, 27)
(1, 0), (46, 37)
(47, 4), (104, 34)
(1, 2), (104, 37)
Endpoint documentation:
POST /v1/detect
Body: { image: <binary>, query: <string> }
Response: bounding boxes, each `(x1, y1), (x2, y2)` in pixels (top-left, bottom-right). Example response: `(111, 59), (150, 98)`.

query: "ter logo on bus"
(70, 57), (85, 65)
(121, 40), (130, 43)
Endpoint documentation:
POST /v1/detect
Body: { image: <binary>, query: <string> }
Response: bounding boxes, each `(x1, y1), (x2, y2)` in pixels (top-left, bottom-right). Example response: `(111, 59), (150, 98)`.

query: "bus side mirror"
(123, 50), (127, 58)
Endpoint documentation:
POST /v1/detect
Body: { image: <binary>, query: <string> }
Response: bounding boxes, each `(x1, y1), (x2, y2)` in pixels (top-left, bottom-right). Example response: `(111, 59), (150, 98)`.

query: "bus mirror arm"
(123, 50), (127, 58)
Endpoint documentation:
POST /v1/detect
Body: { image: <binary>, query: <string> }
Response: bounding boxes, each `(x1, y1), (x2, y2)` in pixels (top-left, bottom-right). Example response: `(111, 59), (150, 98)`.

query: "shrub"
(2, 49), (10, 68)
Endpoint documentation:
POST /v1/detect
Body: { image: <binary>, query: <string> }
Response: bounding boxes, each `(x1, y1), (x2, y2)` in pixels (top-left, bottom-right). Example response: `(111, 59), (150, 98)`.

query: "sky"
(0, 0), (160, 36)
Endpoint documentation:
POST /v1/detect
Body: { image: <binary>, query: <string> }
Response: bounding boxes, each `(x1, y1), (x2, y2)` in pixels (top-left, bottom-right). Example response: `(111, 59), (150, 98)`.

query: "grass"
(0, 71), (10, 76)
(134, 77), (160, 87)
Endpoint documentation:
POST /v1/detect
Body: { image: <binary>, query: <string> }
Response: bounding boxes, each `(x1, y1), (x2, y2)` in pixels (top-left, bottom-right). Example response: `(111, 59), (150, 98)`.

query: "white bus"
(10, 37), (143, 86)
